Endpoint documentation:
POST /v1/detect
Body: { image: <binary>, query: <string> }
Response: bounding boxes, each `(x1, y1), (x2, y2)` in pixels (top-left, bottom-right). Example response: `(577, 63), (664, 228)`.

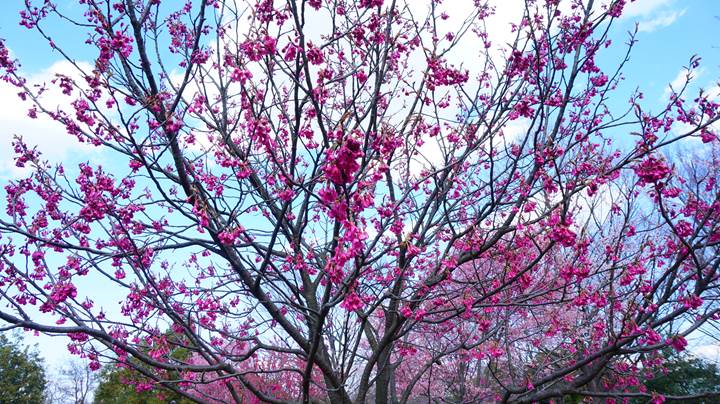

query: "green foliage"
(0, 332), (47, 404)
(643, 354), (720, 403)
(93, 365), (192, 404)
(94, 331), (195, 404)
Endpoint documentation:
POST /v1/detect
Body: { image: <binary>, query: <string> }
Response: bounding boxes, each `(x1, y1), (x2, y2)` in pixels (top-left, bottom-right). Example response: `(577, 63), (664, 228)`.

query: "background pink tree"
(0, 0), (719, 402)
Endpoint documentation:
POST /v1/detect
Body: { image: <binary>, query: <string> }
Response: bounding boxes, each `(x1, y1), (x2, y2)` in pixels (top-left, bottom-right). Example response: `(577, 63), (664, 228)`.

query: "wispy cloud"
(691, 344), (720, 362)
(622, 0), (675, 18)
(638, 9), (686, 32)
(0, 58), (98, 178)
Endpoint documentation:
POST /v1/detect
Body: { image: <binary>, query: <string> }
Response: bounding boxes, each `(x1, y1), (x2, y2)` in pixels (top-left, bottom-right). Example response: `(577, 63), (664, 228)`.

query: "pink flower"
(548, 214), (576, 247)
(608, 0), (626, 17)
(700, 129), (717, 143)
(318, 186), (338, 204)
(634, 156), (671, 185)
(324, 138), (363, 185)
(111, 31), (134, 58)
(277, 188), (295, 202)
(487, 346), (504, 358)
(397, 343), (417, 357)
(682, 294), (703, 309)
(230, 68), (252, 83)
(399, 306), (413, 317)
(219, 227), (244, 245)
(306, 44), (324, 65)
(590, 73), (608, 87)
(667, 335), (687, 352)
(360, 0), (383, 8)
(340, 291), (364, 311)
(129, 159), (143, 172)
(426, 58), (469, 90)
(40, 282), (78, 312)
(240, 35), (277, 61)
(282, 43), (298, 61)
(674, 220), (693, 238)
(550, 226), (576, 247)
(643, 329), (662, 345)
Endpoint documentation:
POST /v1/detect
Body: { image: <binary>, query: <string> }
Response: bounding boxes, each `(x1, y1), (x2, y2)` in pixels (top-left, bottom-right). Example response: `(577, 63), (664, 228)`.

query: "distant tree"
(0, 331), (47, 403)
(45, 359), (99, 404)
(642, 353), (720, 403)
(93, 364), (192, 404)
(94, 331), (193, 404)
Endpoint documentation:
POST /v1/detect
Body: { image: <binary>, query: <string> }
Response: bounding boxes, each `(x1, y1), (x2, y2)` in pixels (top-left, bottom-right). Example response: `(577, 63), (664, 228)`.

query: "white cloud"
(617, 0), (684, 33)
(622, 0), (675, 18)
(691, 344), (720, 362)
(638, 8), (686, 32)
(0, 59), (97, 178)
(706, 84), (720, 102)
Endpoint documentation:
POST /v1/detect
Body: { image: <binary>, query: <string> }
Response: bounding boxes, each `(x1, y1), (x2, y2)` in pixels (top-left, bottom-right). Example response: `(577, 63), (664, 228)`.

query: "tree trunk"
(375, 347), (393, 404)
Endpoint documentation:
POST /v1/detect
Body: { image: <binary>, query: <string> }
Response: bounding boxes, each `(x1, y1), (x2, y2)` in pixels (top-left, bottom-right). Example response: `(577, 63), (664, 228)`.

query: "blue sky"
(0, 0), (719, 369)
(612, 1), (720, 107)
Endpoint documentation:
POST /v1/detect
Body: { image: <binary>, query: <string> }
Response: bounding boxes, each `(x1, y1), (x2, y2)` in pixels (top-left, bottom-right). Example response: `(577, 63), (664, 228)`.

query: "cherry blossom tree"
(1, 0), (719, 402)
